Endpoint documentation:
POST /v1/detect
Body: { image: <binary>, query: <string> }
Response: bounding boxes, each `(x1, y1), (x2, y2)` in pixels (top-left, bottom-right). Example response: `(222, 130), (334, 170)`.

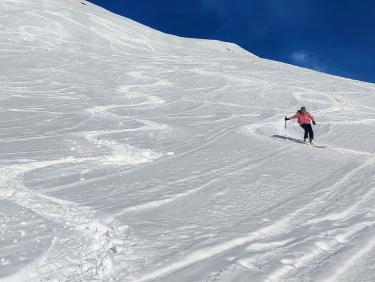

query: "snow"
(1, 0), (375, 281)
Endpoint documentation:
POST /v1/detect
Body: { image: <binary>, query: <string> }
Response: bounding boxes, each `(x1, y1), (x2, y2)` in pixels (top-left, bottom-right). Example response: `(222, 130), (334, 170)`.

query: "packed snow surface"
(1, 0), (375, 281)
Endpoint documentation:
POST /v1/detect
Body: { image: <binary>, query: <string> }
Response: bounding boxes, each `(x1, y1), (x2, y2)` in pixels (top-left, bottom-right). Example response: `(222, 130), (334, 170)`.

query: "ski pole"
(284, 117), (287, 141)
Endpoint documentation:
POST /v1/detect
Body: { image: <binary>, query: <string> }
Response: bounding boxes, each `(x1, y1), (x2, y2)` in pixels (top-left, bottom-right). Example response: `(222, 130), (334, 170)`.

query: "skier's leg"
(308, 124), (314, 141)
(300, 124), (308, 141)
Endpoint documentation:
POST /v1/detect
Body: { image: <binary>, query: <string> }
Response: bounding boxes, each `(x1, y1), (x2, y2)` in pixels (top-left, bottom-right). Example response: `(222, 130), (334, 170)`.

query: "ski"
(305, 142), (327, 148)
(311, 144), (327, 148)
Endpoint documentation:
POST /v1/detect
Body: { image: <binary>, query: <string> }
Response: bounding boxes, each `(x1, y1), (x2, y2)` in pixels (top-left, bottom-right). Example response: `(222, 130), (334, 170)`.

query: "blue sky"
(89, 0), (375, 83)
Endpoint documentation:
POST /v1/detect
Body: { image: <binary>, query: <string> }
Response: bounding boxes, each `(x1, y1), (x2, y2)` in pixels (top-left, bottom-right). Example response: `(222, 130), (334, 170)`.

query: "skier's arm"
(308, 113), (316, 125)
(286, 114), (298, 120)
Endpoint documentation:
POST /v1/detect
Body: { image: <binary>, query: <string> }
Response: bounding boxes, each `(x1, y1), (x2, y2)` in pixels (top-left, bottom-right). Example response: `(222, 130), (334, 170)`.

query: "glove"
(285, 117), (289, 121)
(312, 121), (316, 125)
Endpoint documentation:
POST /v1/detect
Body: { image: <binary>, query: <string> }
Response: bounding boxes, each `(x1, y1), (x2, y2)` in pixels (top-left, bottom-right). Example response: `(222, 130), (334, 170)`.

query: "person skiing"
(285, 106), (316, 144)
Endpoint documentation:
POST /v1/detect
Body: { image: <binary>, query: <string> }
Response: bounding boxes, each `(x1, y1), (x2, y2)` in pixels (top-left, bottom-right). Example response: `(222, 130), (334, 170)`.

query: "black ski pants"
(300, 124), (314, 140)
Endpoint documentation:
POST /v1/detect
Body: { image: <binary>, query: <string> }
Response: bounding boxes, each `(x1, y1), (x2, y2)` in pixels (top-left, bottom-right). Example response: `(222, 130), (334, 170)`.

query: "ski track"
(0, 72), (168, 280)
(114, 145), (295, 216)
(262, 158), (375, 282)
(132, 154), (375, 282)
(0, 158), (137, 281)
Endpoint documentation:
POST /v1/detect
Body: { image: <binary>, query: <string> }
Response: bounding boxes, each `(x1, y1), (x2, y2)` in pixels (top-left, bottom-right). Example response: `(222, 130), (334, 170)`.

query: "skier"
(285, 107), (316, 144)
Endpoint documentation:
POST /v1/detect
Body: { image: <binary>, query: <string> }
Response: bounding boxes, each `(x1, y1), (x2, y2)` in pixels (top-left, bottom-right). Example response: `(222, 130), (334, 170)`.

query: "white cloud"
(290, 50), (327, 72)
(291, 51), (308, 63)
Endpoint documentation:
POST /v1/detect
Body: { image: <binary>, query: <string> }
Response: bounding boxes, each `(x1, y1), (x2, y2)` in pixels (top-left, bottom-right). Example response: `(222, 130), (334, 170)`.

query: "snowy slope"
(1, 0), (375, 281)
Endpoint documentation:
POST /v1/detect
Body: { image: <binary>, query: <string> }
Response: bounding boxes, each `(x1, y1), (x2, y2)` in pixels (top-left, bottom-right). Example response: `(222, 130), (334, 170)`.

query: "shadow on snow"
(272, 135), (303, 144)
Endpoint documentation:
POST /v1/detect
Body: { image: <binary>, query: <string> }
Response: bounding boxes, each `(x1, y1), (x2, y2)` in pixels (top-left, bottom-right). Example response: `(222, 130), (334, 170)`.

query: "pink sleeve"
(308, 113), (315, 121)
(288, 113), (298, 120)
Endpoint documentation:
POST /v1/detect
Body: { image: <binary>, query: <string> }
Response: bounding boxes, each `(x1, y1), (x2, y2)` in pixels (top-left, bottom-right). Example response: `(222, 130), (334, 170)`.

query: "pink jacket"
(288, 111), (314, 125)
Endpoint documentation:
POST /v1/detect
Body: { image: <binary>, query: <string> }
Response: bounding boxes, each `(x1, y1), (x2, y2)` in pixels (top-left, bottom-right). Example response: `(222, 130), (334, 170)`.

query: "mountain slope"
(1, 0), (375, 281)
